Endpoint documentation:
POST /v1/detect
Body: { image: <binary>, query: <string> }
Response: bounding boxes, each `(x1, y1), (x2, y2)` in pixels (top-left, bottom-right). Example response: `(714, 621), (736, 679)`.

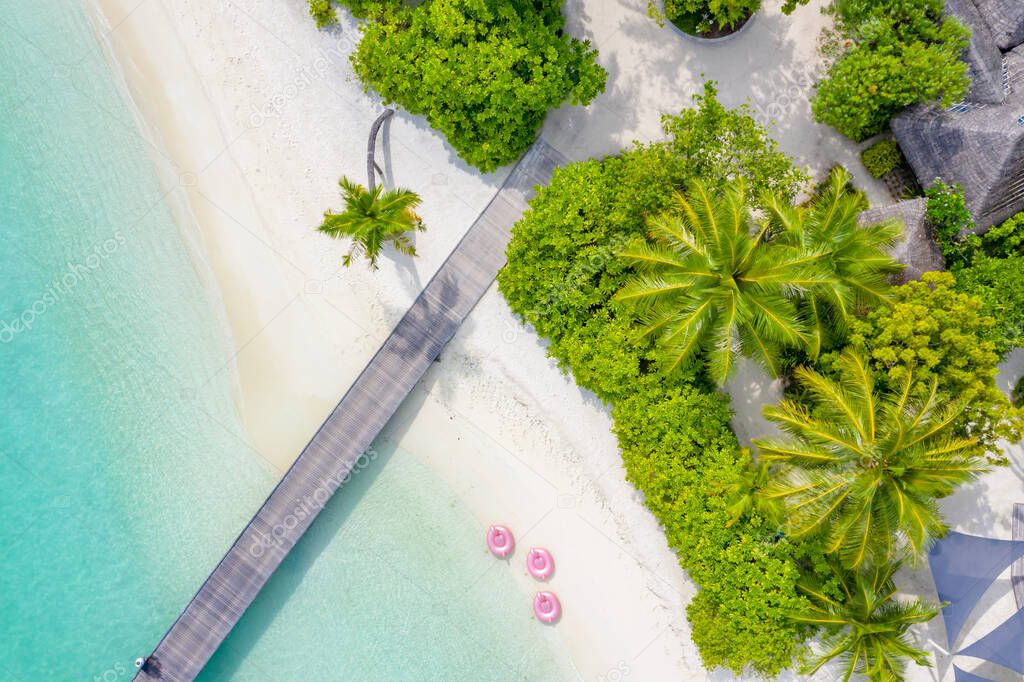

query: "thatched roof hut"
(859, 198), (944, 281)
(970, 0), (1024, 51)
(892, 45), (1024, 230)
(946, 0), (1007, 103)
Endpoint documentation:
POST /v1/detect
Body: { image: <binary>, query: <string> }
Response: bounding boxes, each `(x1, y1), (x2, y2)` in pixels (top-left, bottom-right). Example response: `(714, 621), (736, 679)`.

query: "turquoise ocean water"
(0, 2), (566, 680)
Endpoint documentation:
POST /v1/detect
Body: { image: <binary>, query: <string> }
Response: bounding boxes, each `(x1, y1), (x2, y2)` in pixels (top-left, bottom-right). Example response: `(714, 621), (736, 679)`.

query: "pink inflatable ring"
(533, 591), (561, 624)
(526, 547), (555, 581)
(486, 525), (515, 558)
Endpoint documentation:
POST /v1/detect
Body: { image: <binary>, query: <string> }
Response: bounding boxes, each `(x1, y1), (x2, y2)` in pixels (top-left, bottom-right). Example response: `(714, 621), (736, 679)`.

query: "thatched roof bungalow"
(971, 0), (1024, 51)
(893, 45), (1024, 230)
(859, 198), (945, 281)
(945, 0), (1007, 103)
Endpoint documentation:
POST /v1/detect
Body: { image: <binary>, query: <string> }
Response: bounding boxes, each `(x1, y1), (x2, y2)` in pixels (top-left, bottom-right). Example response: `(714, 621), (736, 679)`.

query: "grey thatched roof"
(892, 45), (1024, 229)
(859, 198), (944, 281)
(946, 0), (1006, 103)
(971, 0), (1024, 51)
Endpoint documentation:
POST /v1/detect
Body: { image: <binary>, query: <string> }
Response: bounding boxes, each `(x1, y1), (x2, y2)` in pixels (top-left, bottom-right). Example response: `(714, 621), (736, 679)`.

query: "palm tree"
(318, 176), (424, 270)
(615, 179), (834, 383)
(764, 167), (903, 357)
(722, 452), (784, 528)
(793, 561), (940, 681)
(756, 349), (986, 569)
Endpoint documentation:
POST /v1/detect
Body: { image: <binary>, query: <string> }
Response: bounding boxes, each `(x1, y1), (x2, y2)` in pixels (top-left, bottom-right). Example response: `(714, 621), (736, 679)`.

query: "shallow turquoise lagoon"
(0, 2), (565, 679)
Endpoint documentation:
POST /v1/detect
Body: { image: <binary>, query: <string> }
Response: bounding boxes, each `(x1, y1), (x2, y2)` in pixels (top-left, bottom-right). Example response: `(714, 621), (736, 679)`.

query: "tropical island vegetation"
(306, 0), (1023, 675)
(311, 0), (606, 171)
(811, 0), (970, 140)
(499, 83), (1022, 679)
(651, 0), (808, 37)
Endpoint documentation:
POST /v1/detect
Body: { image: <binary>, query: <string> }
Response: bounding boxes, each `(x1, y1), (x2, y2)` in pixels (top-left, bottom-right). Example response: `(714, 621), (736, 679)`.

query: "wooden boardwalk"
(134, 140), (564, 681)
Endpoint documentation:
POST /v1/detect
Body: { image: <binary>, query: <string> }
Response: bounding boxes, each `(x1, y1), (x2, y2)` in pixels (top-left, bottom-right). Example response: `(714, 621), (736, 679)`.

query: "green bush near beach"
(819, 271), (1022, 463)
(500, 81), (1018, 679)
(347, 0), (606, 172)
(860, 139), (903, 178)
(500, 86), (818, 674)
(812, 0), (969, 141)
(309, 0), (401, 21)
(613, 378), (820, 673)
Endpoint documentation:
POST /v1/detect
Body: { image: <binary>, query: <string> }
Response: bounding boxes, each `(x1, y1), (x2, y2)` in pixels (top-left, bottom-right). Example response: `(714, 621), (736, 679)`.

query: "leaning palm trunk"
(367, 108), (394, 191)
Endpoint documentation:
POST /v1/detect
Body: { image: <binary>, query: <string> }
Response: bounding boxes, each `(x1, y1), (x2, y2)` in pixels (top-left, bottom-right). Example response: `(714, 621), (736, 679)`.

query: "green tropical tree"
(765, 167), (903, 356)
(793, 561), (940, 681)
(756, 349), (986, 568)
(318, 176), (424, 269)
(614, 179), (833, 383)
(722, 451), (784, 528)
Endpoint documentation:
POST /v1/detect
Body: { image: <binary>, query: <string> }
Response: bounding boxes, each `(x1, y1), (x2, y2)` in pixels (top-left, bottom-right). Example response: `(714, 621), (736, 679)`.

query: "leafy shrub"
(660, 83), (810, 201)
(309, 0), (337, 27)
(351, 0), (606, 172)
(826, 272), (1022, 462)
(860, 139), (903, 178)
(313, 0), (404, 21)
(498, 150), (679, 400)
(976, 212), (1024, 259)
(955, 255), (1024, 355)
(498, 82), (806, 399)
(925, 181), (975, 268)
(664, 0), (760, 31)
(1014, 377), (1024, 408)
(500, 86), (819, 673)
(613, 377), (817, 675)
(811, 0), (969, 141)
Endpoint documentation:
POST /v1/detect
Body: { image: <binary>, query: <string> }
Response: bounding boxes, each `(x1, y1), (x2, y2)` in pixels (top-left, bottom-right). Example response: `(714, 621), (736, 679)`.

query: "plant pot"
(663, 4), (758, 43)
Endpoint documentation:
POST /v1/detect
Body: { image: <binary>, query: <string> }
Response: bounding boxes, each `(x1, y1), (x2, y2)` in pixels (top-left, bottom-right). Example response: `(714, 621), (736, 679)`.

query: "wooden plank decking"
(134, 140), (564, 681)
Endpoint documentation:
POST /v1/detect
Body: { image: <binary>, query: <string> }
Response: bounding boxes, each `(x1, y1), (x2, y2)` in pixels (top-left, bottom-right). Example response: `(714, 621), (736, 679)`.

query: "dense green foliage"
(860, 139), (904, 178)
(767, 167), (901, 357)
(811, 0), (969, 141)
(923, 184), (1024, 353)
(759, 349), (986, 568)
(793, 562), (940, 679)
(616, 180), (834, 382)
(500, 79), (1006, 680)
(499, 82), (806, 400)
(827, 272), (1022, 462)
(309, 0), (400, 22)
(974, 212), (1024, 258)
(955, 256), (1024, 355)
(499, 87), (818, 673)
(350, 0), (606, 172)
(924, 181), (973, 268)
(614, 378), (818, 673)
(1014, 377), (1024, 408)
(659, 83), (809, 201)
(613, 167), (899, 383)
(658, 0), (808, 34)
(318, 177), (424, 269)
(663, 0), (759, 31)
(309, 0), (337, 27)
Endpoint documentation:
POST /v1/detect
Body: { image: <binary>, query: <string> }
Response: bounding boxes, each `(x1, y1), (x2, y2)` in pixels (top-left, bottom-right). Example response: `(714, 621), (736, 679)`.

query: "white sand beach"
(85, 0), (1023, 679)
